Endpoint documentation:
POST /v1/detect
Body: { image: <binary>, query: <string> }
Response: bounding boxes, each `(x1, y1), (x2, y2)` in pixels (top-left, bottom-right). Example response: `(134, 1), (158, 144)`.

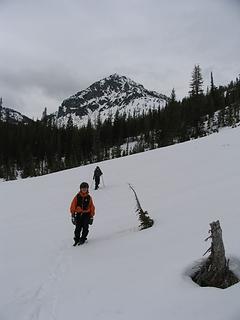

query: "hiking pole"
(101, 175), (105, 187)
(90, 179), (94, 189)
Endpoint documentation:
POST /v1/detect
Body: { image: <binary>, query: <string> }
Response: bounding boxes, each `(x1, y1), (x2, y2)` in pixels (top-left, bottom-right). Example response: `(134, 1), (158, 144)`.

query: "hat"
(80, 182), (89, 189)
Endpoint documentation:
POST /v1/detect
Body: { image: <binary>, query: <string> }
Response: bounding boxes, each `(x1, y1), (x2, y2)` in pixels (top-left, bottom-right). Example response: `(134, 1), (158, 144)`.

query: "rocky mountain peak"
(48, 74), (168, 128)
(0, 99), (32, 125)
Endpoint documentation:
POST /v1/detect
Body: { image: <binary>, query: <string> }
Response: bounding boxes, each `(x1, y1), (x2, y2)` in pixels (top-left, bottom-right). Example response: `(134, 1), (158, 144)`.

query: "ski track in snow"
(1, 223), (138, 320)
(1, 245), (72, 320)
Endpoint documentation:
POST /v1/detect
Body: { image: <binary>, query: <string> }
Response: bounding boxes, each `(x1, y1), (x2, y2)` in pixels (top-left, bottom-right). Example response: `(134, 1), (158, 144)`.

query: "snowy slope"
(1, 127), (240, 320)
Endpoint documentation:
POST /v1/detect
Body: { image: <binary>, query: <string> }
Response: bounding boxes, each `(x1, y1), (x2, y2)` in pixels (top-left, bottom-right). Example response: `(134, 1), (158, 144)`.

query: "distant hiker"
(70, 182), (95, 246)
(93, 166), (103, 190)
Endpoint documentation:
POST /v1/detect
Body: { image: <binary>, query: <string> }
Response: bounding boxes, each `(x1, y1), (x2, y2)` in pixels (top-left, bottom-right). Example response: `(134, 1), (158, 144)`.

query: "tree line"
(1, 65), (240, 180)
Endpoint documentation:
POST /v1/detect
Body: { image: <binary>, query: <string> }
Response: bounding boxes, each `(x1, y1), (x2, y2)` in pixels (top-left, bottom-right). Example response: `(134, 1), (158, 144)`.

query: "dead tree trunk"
(192, 220), (238, 289)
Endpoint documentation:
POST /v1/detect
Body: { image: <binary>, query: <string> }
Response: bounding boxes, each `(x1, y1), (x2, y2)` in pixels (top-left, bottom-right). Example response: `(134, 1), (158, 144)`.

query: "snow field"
(1, 126), (240, 319)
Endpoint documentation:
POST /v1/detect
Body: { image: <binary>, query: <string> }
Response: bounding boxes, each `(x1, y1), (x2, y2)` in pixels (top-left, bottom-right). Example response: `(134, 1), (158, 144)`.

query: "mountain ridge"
(47, 74), (169, 128)
(0, 99), (32, 125)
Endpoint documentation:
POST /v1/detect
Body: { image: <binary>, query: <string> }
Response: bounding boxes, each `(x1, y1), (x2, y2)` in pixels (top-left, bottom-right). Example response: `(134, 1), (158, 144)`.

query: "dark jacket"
(93, 167), (103, 179)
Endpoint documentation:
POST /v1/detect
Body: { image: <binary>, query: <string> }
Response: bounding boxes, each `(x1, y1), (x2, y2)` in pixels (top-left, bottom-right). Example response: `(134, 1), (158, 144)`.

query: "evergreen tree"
(41, 107), (47, 121)
(210, 72), (216, 93)
(170, 88), (176, 102)
(189, 65), (204, 96)
(66, 114), (74, 129)
(129, 184), (154, 230)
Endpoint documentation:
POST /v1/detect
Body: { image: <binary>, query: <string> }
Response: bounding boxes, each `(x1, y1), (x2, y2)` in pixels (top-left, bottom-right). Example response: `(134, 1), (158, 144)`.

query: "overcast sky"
(1, 0), (240, 119)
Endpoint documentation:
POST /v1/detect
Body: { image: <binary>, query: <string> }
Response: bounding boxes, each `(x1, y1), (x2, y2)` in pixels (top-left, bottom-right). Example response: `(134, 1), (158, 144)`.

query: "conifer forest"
(1, 66), (240, 180)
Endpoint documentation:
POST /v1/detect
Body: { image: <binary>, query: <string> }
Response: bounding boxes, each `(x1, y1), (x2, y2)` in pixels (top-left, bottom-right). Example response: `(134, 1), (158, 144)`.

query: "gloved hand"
(71, 214), (76, 225)
(89, 217), (94, 225)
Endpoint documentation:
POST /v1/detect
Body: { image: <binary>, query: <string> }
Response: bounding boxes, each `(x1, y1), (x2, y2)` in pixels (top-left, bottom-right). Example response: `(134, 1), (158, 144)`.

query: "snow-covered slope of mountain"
(48, 74), (168, 128)
(0, 103), (32, 125)
(1, 127), (240, 319)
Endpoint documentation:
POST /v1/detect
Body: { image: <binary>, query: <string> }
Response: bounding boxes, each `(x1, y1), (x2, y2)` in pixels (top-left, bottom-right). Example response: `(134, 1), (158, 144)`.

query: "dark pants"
(94, 176), (100, 189)
(74, 212), (90, 242)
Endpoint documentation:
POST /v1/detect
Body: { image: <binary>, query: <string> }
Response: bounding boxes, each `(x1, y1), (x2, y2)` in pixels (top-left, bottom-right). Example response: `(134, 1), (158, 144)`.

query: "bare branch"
(203, 247), (211, 256)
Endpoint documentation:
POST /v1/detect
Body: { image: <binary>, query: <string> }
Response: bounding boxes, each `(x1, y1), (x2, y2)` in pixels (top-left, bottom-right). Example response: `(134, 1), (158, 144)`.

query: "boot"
(73, 238), (80, 246)
(78, 238), (86, 245)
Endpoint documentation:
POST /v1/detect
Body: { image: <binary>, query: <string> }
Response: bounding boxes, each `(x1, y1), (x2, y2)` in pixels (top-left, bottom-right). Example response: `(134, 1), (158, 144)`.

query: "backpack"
(77, 194), (91, 211)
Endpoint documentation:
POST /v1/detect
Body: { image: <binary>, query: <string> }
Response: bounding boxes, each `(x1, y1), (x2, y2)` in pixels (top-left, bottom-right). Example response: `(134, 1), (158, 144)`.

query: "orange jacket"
(70, 191), (95, 217)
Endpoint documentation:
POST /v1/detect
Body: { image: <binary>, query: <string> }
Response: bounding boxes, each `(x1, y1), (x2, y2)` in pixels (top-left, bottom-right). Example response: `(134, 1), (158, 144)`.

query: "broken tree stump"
(192, 220), (239, 289)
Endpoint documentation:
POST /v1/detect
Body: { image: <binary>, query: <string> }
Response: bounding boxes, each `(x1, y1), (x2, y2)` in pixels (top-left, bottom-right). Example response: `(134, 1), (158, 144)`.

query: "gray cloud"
(0, 0), (240, 118)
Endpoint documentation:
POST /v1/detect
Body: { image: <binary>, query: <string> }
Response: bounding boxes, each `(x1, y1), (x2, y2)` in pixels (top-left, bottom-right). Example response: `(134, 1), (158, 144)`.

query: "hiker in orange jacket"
(70, 182), (95, 246)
